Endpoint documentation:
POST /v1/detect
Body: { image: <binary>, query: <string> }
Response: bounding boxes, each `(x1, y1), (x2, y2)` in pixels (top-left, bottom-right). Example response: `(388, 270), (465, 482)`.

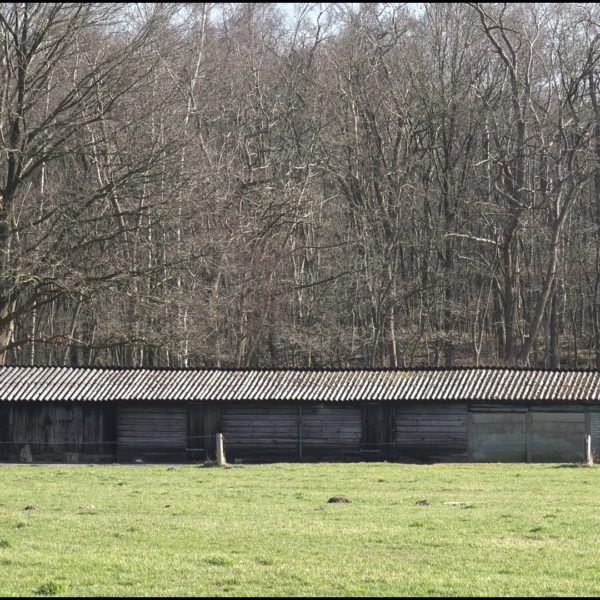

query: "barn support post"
(467, 410), (474, 461)
(216, 433), (226, 466)
(298, 405), (303, 461)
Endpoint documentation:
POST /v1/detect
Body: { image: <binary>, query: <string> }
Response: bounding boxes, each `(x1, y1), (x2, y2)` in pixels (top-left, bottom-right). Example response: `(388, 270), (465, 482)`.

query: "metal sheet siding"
(2, 367), (600, 403)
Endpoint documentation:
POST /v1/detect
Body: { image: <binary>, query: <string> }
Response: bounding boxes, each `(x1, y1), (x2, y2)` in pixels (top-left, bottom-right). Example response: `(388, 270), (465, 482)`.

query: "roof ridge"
(1, 365), (600, 373)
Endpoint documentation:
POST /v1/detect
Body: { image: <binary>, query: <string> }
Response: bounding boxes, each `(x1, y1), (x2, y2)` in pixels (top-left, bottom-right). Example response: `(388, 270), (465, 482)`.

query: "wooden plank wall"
(0, 404), (9, 460)
(394, 402), (468, 459)
(302, 404), (362, 460)
(2, 399), (599, 464)
(3, 402), (114, 462)
(220, 402), (298, 461)
(117, 403), (187, 462)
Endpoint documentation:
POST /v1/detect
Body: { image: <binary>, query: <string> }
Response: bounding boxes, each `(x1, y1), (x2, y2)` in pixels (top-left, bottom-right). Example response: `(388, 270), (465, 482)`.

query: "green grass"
(0, 462), (599, 596)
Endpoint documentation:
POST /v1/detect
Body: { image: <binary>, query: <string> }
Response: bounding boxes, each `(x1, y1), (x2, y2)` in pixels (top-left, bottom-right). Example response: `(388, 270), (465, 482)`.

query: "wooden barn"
(1, 366), (599, 464)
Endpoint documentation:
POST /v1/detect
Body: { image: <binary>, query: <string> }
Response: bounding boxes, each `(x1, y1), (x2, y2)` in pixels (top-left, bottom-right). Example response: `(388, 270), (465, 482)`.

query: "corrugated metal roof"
(1, 366), (600, 403)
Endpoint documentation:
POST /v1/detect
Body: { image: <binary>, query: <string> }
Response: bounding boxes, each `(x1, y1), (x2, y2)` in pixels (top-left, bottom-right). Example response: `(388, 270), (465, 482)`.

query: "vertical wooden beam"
(298, 404), (303, 461)
(186, 402), (193, 453)
(0, 405), (8, 460)
(467, 409), (473, 461)
(8, 405), (13, 459)
(389, 404), (395, 460)
(206, 403), (220, 460)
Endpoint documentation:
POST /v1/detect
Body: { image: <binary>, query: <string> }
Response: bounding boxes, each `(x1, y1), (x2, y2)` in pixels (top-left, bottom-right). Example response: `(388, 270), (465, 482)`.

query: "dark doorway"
(187, 403), (220, 461)
(362, 403), (394, 460)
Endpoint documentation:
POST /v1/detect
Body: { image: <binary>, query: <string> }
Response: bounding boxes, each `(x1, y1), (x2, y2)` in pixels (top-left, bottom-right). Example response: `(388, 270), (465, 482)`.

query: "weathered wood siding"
(0, 402), (115, 461)
(302, 404), (362, 459)
(221, 402), (298, 461)
(394, 403), (468, 458)
(117, 403), (187, 462)
(0, 404), (9, 460)
(1, 398), (598, 464)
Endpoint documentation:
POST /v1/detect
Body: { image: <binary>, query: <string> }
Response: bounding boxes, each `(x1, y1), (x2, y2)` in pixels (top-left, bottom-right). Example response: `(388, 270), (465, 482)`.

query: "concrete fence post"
(216, 433), (226, 467)
(586, 434), (593, 466)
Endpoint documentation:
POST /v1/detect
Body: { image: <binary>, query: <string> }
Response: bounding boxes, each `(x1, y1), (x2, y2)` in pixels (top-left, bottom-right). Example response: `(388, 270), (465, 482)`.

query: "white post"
(216, 433), (226, 467)
(586, 434), (593, 466)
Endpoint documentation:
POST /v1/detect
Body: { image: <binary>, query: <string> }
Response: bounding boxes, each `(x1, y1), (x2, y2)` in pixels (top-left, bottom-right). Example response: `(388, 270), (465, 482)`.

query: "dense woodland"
(2, 3), (600, 368)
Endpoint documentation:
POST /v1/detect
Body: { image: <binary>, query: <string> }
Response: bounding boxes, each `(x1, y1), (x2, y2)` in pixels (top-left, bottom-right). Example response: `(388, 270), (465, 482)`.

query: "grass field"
(0, 462), (600, 597)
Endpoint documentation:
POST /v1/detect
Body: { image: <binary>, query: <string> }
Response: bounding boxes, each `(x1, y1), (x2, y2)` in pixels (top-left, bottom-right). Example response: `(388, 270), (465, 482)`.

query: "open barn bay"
(0, 463), (599, 597)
